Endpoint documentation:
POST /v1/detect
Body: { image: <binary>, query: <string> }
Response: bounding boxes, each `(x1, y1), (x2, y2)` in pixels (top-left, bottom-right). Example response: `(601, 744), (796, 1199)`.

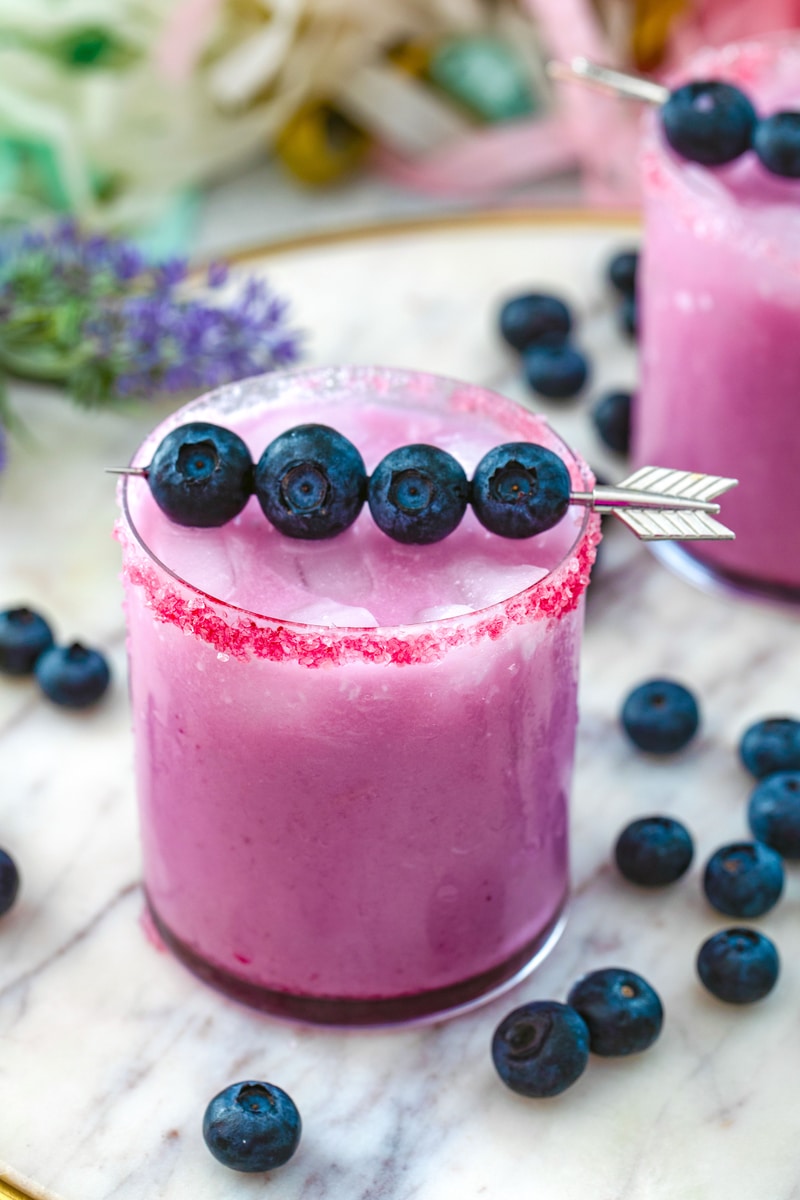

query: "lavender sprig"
(0, 222), (303, 416)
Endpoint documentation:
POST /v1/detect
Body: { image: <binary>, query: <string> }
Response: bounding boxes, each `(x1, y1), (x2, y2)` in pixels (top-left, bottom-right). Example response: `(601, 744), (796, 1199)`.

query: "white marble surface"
(2, 213), (800, 1200)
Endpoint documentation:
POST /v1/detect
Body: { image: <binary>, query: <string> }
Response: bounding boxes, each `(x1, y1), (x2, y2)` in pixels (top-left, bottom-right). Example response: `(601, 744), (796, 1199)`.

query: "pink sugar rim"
(116, 516), (600, 667)
(116, 366), (600, 668)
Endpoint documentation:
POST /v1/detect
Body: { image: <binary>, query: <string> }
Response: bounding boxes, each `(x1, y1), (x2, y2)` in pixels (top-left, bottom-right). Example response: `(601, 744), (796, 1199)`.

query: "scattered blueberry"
(0, 607), (55, 676)
(703, 841), (784, 918)
(567, 968), (663, 1056)
(614, 816), (694, 887)
(498, 293), (572, 352)
(491, 1000), (590, 1098)
(255, 424), (367, 540)
(607, 250), (639, 297)
(620, 294), (638, 340)
(35, 643), (111, 709)
(202, 1080), (301, 1173)
(523, 342), (589, 399)
(0, 849), (20, 918)
(696, 928), (779, 1005)
(621, 679), (700, 755)
(748, 773), (800, 859)
(754, 111), (800, 179)
(471, 442), (571, 539)
(661, 80), (757, 166)
(592, 390), (633, 455)
(739, 717), (800, 779)
(367, 444), (469, 544)
(148, 422), (253, 527)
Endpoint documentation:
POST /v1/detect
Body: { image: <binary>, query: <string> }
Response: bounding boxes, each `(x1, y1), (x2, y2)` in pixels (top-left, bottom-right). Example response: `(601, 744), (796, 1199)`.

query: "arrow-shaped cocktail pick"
(571, 467), (737, 540)
(546, 57), (669, 106)
(109, 465), (738, 541)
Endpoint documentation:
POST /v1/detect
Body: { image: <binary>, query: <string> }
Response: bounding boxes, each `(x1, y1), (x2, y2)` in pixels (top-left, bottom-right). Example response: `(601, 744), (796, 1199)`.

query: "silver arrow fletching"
(571, 468), (738, 541)
(546, 57), (669, 106)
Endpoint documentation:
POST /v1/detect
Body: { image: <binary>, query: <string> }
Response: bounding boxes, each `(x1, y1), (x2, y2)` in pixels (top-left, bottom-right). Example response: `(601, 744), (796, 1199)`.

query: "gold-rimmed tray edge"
(0, 1173), (60, 1200)
(223, 205), (640, 266)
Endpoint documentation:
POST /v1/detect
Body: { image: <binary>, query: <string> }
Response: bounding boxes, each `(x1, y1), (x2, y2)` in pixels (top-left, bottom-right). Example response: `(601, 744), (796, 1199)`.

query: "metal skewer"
(108, 462), (738, 542)
(546, 57), (669, 106)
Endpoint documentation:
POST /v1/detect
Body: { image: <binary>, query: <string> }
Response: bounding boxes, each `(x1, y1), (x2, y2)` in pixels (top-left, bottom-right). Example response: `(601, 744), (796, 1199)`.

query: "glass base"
(650, 542), (800, 609)
(147, 897), (567, 1028)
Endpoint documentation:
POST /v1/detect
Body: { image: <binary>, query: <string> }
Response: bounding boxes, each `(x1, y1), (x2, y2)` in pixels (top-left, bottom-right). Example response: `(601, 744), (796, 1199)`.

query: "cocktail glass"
(635, 34), (800, 602)
(117, 365), (599, 1025)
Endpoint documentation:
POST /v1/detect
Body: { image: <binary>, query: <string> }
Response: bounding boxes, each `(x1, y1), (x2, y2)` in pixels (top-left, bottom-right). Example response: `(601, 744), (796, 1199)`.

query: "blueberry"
(35, 643), (111, 709)
(0, 607), (54, 675)
(607, 250), (639, 297)
(696, 928), (779, 1004)
(471, 442), (571, 539)
(661, 81), (756, 167)
(523, 343), (589, 399)
(498, 293), (572, 352)
(621, 679), (700, 755)
(148, 422), (253, 528)
(739, 717), (800, 779)
(703, 841), (784, 918)
(0, 849), (20, 917)
(754, 111), (800, 178)
(614, 815), (694, 887)
(748, 773), (800, 859)
(592, 390), (633, 455)
(367, 444), (468, 544)
(567, 967), (663, 1056)
(255, 424), (366, 540)
(620, 294), (638, 340)
(491, 1000), (590, 1098)
(203, 1080), (301, 1173)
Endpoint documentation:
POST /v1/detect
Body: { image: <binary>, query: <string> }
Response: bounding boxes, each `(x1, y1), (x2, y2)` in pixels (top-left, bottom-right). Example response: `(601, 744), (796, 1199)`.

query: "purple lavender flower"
(0, 223), (302, 415)
(207, 261), (229, 289)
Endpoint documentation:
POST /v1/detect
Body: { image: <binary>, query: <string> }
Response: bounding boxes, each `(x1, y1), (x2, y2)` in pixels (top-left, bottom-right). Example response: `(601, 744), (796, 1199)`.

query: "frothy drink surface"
(129, 396), (583, 628)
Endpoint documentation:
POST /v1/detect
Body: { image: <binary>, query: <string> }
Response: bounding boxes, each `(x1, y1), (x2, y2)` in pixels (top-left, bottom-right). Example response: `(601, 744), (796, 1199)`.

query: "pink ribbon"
(154, 0), (224, 82)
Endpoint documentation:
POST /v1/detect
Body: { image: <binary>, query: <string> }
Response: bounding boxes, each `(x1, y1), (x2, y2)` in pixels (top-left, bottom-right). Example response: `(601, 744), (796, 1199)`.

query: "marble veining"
(1, 216), (799, 1200)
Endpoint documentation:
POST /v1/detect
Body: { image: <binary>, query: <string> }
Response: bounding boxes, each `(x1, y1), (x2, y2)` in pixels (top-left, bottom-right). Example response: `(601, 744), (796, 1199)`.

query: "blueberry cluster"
(0, 606), (110, 709)
(497, 253), (638, 471)
(607, 247), (639, 346)
(144, 421), (573, 545)
(492, 967), (663, 1098)
(498, 292), (590, 399)
(491, 697), (799, 1104)
(661, 80), (800, 179)
(614, 686), (798, 1005)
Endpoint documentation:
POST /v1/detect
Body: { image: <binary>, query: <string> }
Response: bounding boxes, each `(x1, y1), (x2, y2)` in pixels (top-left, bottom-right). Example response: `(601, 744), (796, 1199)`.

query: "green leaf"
(51, 301), (86, 350)
(0, 338), (82, 382)
(67, 357), (118, 408)
(0, 374), (34, 445)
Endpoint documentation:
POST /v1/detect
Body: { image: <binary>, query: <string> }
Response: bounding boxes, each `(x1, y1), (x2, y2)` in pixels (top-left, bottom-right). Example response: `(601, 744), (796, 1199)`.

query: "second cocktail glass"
(635, 35), (800, 601)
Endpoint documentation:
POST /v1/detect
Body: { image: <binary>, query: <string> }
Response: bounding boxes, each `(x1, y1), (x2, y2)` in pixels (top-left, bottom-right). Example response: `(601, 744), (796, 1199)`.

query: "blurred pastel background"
(2, 0), (800, 256)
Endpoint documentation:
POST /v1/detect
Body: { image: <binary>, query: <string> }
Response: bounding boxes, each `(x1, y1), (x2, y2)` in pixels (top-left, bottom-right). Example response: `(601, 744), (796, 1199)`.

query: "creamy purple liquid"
(118, 368), (598, 1019)
(636, 37), (800, 593)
